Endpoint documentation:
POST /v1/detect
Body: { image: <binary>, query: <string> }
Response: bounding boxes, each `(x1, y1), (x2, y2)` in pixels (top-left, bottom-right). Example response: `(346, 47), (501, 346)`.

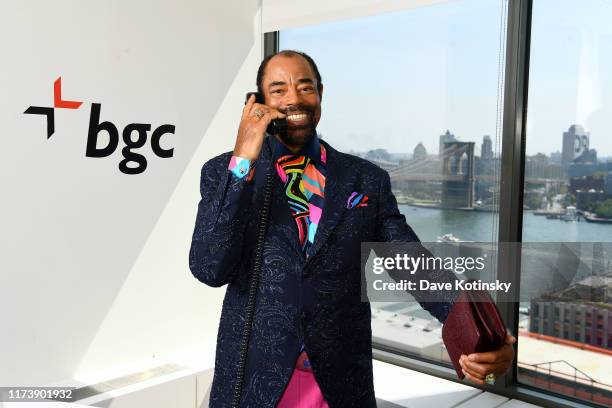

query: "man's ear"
(318, 84), (324, 101)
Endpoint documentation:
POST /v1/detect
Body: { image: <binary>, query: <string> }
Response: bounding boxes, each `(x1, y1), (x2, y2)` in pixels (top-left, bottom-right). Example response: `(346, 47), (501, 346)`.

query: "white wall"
(0, 0), (262, 385)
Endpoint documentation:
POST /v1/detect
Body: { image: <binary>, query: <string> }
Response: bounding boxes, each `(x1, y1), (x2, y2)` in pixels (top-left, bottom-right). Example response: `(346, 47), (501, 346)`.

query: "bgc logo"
(24, 77), (175, 174)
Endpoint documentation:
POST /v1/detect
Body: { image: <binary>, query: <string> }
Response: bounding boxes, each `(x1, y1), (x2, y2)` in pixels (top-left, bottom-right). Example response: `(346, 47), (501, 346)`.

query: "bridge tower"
(441, 141), (475, 208)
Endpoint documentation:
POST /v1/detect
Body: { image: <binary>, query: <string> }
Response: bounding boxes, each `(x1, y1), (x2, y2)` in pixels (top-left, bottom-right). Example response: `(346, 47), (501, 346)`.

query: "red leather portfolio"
(442, 285), (507, 379)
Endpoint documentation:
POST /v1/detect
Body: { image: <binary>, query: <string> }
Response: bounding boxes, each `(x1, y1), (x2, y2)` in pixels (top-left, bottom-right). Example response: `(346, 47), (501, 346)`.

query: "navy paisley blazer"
(189, 135), (458, 407)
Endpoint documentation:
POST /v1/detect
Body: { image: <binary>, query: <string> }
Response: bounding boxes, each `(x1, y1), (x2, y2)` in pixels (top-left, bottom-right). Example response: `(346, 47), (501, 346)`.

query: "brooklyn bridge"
(366, 142), (564, 209)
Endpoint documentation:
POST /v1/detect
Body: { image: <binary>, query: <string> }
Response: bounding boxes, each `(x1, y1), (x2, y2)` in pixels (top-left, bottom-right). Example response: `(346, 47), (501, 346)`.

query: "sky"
(280, 0), (612, 158)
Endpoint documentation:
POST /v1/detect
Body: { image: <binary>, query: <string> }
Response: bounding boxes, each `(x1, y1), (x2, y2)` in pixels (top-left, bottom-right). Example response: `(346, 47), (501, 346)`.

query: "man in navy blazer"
(189, 50), (516, 407)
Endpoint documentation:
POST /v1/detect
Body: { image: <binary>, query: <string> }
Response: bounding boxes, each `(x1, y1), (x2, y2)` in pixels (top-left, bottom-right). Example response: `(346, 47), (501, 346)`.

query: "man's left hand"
(459, 333), (517, 385)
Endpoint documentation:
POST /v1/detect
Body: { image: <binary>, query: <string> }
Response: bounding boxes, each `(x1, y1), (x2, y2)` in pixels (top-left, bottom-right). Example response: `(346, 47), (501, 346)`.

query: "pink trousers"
(276, 351), (329, 408)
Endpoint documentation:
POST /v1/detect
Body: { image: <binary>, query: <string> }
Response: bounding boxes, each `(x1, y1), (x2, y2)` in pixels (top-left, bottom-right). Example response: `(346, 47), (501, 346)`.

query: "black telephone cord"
(231, 159), (275, 408)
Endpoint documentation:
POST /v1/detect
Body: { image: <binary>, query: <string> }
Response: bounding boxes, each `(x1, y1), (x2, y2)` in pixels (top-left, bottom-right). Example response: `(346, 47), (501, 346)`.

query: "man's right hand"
(233, 94), (286, 160)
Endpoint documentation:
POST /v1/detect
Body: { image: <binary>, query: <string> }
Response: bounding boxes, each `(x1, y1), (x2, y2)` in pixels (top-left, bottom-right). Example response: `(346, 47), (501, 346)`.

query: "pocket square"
(347, 192), (369, 209)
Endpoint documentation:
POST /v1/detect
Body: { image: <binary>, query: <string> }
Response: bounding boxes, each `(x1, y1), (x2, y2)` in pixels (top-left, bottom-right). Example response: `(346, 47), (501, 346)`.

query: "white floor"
(373, 360), (543, 408)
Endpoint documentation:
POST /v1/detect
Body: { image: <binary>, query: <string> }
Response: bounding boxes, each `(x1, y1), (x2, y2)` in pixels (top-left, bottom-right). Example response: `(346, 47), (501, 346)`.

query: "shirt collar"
(272, 132), (322, 165)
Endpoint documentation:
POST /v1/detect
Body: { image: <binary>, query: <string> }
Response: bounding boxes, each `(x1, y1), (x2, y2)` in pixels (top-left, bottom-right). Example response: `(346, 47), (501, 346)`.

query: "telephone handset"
(245, 92), (288, 136)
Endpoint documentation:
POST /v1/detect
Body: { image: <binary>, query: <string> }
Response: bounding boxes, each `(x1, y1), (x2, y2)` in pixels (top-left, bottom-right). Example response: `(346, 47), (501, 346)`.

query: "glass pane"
(281, 0), (508, 367)
(519, 0), (612, 405)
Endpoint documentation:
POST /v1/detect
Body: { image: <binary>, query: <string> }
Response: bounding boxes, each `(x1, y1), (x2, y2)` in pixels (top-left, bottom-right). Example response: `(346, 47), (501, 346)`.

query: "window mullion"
(495, 0), (532, 390)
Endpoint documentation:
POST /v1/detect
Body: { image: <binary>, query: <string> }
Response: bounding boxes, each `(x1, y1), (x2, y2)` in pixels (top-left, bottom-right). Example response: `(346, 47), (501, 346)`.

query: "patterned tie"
(275, 145), (326, 256)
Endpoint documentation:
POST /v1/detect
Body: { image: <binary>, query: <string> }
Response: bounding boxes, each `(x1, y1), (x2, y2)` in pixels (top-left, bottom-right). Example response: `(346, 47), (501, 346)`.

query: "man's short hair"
(256, 50), (323, 95)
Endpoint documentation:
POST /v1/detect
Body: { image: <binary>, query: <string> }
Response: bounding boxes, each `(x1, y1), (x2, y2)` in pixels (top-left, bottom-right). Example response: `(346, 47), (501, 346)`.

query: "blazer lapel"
(306, 139), (359, 261)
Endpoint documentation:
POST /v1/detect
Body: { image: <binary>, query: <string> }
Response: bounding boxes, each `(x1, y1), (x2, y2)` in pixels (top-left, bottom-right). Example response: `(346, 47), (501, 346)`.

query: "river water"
(399, 205), (612, 243)
(398, 205), (612, 302)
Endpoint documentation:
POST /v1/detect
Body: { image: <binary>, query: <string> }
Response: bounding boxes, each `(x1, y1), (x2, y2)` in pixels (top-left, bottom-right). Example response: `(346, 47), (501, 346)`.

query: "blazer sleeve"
(374, 169), (459, 323)
(188, 156), (255, 287)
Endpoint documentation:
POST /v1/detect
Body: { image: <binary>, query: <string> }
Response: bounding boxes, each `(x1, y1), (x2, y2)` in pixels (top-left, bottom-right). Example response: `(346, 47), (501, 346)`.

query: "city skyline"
(348, 124), (610, 161)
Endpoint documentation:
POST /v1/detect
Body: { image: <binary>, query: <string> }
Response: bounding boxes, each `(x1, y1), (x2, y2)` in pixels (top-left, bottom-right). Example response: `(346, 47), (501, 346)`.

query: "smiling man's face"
(262, 54), (323, 149)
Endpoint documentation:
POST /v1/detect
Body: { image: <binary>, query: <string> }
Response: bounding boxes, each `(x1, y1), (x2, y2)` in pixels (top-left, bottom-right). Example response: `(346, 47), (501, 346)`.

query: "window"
(280, 0), (508, 367)
(273, 0), (612, 406)
(519, 0), (612, 404)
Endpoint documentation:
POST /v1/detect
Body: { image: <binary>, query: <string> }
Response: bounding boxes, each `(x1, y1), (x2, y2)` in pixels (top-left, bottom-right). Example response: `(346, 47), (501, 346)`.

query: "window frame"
(266, 1), (606, 406)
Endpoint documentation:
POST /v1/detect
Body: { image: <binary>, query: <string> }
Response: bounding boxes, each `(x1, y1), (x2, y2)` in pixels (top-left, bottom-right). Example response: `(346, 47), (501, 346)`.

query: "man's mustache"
(279, 105), (314, 116)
